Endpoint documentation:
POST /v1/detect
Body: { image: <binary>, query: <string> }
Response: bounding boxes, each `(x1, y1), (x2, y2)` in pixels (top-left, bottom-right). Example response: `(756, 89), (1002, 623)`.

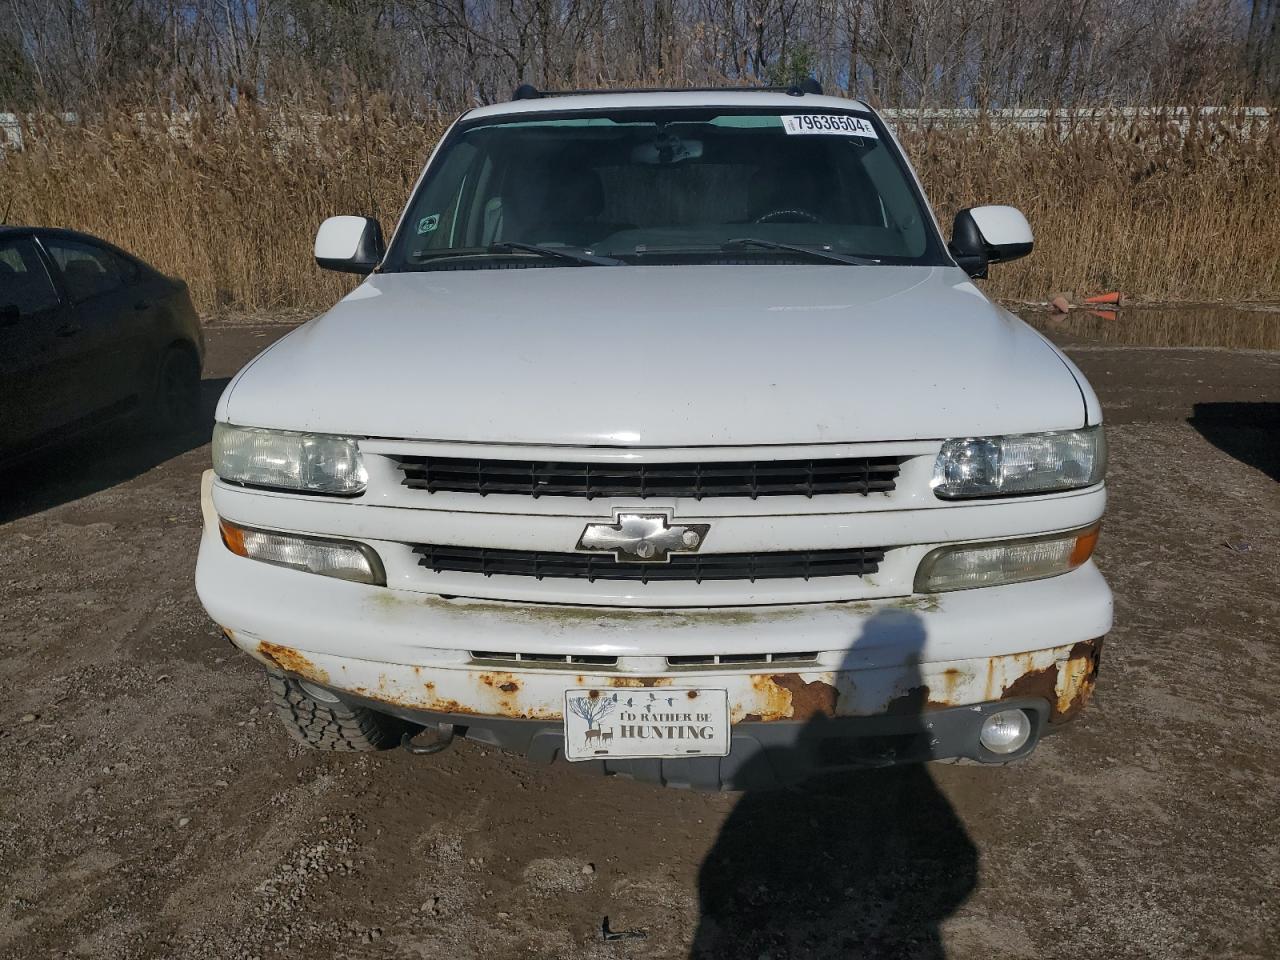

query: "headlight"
(219, 519), (385, 585)
(914, 524), (1100, 593)
(931, 427), (1105, 499)
(212, 423), (367, 495)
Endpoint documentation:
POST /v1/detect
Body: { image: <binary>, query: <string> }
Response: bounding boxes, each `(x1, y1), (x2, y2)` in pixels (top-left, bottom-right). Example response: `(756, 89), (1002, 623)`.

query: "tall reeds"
(906, 109), (1280, 302)
(2, 102), (1276, 312)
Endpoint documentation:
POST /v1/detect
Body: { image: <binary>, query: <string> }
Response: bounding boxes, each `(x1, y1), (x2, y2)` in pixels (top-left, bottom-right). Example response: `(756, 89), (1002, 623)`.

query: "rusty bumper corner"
(994, 637), (1103, 723)
(257, 639), (332, 684)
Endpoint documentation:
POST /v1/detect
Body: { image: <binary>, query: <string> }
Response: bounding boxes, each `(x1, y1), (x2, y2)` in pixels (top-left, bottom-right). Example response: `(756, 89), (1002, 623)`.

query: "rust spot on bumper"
(739, 674), (794, 721)
(1000, 663), (1059, 707)
(771, 674), (838, 720)
(1054, 638), (1103, 721)
(479, 672), (522, 694)
(258, 641), (330, 685)
(607, 677), (672, 688)
(999, 637), (1103, 723)
(738, 673), (838, 722)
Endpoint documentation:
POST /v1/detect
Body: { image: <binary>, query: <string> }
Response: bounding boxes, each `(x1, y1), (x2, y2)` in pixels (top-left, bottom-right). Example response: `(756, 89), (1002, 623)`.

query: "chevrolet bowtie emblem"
(577, 513), (711, 562)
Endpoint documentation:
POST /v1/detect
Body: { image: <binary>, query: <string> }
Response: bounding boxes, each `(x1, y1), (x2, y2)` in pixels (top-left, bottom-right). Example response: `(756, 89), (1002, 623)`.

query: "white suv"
(196, 85), (1110, 788)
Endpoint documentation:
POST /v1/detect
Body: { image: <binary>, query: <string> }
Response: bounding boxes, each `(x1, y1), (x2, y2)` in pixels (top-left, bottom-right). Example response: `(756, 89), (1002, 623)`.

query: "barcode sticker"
(781, 114), (878, 138)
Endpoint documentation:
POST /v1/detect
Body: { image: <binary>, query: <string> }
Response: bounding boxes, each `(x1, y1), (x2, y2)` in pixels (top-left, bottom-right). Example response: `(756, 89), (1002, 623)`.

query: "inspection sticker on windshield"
(782, 114), (877, 138)
(563, 688), (730, 761)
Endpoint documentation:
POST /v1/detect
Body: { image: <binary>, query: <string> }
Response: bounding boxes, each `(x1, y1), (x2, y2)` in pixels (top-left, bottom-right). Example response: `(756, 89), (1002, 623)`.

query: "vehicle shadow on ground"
(1187, 402), (1280, 483)
(0, 377), (229, 523)
(691, 611), (977, 959)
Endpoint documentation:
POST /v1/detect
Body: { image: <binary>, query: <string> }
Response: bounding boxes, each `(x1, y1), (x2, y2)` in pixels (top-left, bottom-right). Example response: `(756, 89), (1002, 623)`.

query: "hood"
(219, 265), (1088, 446)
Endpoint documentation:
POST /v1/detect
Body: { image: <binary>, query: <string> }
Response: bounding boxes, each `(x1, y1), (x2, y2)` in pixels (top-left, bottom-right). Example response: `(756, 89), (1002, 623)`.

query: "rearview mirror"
(949, 205), (1034, 279)
(315, 216), (385, 274)
(632, 135), (704, 165)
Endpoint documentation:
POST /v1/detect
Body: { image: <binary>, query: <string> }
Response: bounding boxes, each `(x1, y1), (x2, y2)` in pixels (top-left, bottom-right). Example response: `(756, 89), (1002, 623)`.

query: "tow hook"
(400, 723), (456, 756)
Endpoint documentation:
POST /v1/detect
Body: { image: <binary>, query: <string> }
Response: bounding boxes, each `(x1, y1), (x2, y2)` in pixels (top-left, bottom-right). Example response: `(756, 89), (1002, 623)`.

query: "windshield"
(384, 106), (948, 270)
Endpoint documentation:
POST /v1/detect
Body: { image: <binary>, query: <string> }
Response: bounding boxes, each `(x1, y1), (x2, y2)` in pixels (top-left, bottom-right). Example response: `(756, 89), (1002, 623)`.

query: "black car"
(0, 226), (204, 461)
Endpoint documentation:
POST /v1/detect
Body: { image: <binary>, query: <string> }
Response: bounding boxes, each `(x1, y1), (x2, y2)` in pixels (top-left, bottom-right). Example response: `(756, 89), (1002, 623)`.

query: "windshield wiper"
(488, 242), (625, 266)
(408, 243), (624, 268)
(722, 238), (877, 266)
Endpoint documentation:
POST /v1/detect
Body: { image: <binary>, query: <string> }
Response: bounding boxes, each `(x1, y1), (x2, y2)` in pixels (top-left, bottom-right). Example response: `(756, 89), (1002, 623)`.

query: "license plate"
(563, 688), (730, 762)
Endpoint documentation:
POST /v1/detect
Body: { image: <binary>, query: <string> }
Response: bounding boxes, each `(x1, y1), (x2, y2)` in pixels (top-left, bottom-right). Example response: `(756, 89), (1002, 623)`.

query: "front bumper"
(324, 685), (1070, 789)
(196, 474), (1112, 785)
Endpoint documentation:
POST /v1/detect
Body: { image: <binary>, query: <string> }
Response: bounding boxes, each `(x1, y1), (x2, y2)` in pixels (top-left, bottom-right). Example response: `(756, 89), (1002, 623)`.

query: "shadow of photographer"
(691, 609), (978, 959)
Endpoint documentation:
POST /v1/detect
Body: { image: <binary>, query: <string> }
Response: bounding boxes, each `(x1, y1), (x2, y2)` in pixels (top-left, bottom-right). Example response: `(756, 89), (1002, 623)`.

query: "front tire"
(268, 673), (410, 751)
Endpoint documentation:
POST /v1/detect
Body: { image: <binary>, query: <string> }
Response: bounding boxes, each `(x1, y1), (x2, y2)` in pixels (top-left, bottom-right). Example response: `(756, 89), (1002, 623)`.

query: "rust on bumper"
(995, 638), (1103, 722)
(239, 634), (1103, 725)
(738, 638), (1102, 724)
(258, 639), (332, 685)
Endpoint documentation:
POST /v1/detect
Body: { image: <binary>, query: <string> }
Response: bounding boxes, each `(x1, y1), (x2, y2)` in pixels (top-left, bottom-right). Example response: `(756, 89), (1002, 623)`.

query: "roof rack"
(511, 79), (824, 101)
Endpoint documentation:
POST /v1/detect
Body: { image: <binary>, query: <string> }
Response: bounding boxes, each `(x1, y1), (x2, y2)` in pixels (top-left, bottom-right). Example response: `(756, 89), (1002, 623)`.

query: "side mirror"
(949, 205), (1034, 279)
(314, 216), (385, 274)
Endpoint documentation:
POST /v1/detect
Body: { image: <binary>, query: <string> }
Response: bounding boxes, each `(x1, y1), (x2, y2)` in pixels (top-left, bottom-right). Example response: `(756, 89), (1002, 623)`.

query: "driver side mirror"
(949, 205), (1034, 279)
(314, 216), (385, 274)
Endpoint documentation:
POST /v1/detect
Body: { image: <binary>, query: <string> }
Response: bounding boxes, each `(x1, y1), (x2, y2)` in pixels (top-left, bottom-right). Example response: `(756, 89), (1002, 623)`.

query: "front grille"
(413, 544), (884, 583)
(395, 455), (900, 499)
(667, 652), (819, 667)
(468, 651), (817, 670)
(472, 651), (618, 668)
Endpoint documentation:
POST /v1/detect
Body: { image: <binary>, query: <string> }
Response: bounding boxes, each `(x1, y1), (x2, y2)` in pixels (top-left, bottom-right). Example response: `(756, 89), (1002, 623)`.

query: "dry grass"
(2, 102), (1277, 312)
(905, 110), (1280, 302)
(1, 99), (447, 312)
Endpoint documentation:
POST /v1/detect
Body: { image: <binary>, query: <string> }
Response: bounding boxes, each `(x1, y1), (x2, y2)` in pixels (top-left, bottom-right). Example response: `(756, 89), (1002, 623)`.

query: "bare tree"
(0, 0), (1268, 111)
(567, 693), (617, 731)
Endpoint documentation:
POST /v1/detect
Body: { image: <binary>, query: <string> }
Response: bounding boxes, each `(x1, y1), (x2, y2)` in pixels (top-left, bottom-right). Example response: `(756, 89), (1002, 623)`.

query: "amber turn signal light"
(1070, 524), (1101, 566)
(219, 518), (249, 557)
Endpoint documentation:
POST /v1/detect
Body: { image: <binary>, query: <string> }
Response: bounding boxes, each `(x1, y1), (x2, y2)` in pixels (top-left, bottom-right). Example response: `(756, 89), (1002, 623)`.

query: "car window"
(108, 250), (141, 283)
(44, 238), (126, 303)
(0, 237), (61, 317)
(388, 107), (946, 269)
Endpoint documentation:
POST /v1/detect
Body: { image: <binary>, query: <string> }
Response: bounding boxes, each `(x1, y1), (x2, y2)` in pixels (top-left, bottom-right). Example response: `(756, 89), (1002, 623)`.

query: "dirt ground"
(1, 313), (1277, 960)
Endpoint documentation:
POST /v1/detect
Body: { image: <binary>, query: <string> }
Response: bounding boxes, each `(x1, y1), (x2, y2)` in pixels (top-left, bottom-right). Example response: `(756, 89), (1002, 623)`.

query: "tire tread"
(267, 673), (405, 751)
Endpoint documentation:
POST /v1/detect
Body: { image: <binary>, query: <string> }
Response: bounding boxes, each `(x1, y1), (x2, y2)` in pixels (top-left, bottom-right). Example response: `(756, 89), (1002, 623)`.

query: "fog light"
(980, 709), (1033, 755)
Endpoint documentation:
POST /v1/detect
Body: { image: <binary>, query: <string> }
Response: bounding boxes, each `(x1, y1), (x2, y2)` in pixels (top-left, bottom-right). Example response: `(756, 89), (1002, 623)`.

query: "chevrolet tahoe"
(195, 84), (1110, 789)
